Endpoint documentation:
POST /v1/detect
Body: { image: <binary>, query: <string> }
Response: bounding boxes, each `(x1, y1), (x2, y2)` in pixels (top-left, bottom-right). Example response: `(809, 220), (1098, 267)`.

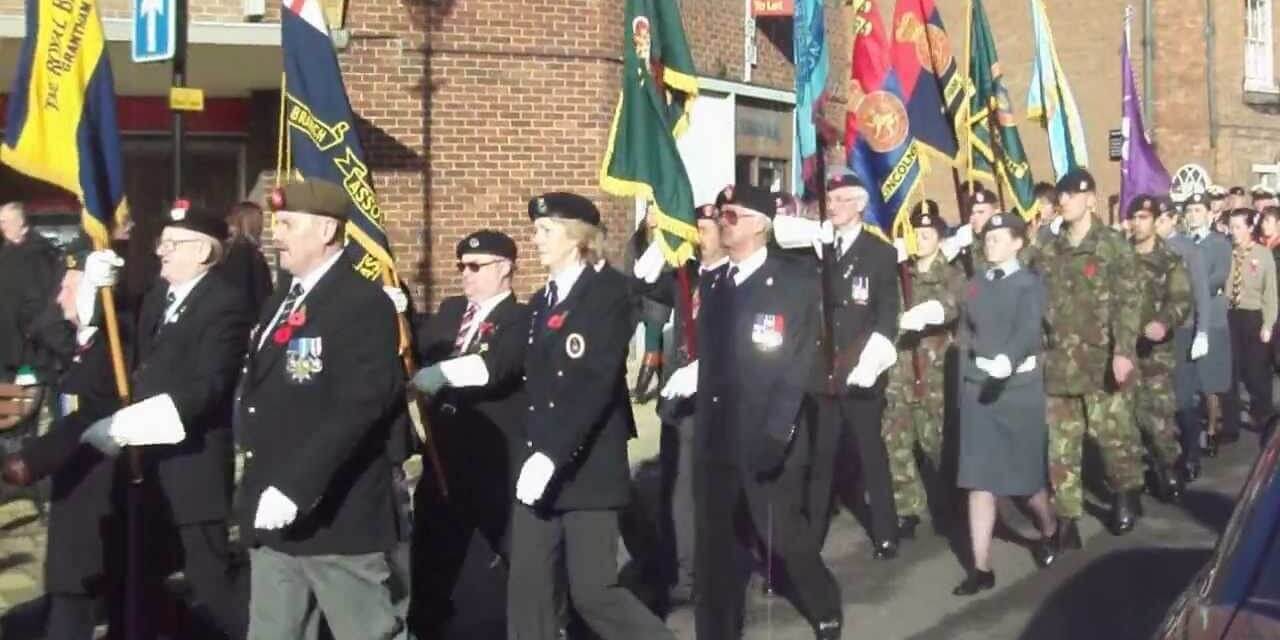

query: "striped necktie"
(454, 302), (479, 354)
(1231, 246), (1245, 308)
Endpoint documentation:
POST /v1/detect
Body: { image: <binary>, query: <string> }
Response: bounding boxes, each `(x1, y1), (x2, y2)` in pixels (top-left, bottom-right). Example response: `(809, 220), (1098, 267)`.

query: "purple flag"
(1119, 27), (1170, 217)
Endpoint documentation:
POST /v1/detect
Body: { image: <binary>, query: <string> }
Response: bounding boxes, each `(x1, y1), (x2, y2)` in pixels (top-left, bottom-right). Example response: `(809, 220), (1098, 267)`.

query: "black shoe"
(952, 570), (995, 596)
(872, 538), (899, 560)
(814, 617), (843, 640)
(897, 515), (921, 540)
(1181, 459), (1202, 484)
(1160, 467), (1185, 503)
(1203, 434), (1219, 458)
(1110, 491), (1139, 536)
(1058, 517), (1082, 550)
(1032, 525), (1061, 569)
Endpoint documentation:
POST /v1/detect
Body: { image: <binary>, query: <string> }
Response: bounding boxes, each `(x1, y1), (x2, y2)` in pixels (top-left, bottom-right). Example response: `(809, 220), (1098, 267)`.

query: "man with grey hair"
(0, 201), (61, 383)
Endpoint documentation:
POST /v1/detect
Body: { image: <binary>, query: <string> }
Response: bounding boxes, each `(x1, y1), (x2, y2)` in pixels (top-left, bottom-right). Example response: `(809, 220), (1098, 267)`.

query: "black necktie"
(834, 236), (844, 259)
(990, 268), (1005, 281)
(156, 291), (177, 336)
(727, 266), (740, 286)
(546, 281), (559, 311)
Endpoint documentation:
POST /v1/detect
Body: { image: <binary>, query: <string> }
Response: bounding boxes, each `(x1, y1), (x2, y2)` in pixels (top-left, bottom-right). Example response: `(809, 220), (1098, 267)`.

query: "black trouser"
(1225, 309), (1275, 434)
(47, 593), (99, 640)
(136, 521), (247, 640)
(811, 393), (898, 544)
(659, 415), (695, 591)
(693, 463), (841, 640)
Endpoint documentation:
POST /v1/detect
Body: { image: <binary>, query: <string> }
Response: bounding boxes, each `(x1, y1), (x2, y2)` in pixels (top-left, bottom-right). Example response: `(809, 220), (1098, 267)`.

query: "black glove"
(751, 432), (792, 477)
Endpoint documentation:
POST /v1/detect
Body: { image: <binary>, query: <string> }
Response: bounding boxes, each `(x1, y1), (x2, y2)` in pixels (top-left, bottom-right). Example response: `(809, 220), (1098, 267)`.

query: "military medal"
(566, 333), (586, 359)
(285, 337), (324, 383)
(851, 276), (870, 304)
(751, 313), (785, 351)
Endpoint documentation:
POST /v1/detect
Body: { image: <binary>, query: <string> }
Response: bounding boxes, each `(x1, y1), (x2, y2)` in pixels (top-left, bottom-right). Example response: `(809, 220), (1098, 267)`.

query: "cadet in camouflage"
(883, 201), (966, 533)
(1038, 169), (1147, 542)
(1129, 197), (1192, 502)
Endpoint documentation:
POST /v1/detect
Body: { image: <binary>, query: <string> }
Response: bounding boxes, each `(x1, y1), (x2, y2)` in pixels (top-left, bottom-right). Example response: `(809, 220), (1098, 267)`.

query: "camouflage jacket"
(1135, 238), (1193, 379)
(1039, 221), (1143, 396)
(888, 256), (966, 401)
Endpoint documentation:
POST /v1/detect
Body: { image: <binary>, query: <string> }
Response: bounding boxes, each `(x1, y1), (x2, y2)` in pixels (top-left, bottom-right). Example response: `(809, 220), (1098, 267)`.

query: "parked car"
(1156, 424), (1280, 639)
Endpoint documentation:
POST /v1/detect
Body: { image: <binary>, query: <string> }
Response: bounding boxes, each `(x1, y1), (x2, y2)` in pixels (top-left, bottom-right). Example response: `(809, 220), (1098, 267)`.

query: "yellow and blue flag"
(1026, 0), (1088, 179)
(1, 0), (126, 247)
(282, 0), (393, 281)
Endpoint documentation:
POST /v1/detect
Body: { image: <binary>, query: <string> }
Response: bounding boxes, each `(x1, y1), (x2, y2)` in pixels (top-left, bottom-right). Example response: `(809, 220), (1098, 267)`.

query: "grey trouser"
(248, 546), (407, 640)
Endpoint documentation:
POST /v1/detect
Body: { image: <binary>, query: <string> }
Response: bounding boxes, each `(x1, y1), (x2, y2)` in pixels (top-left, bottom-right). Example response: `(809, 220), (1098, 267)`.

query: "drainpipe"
(743, 0), (754, 83)
(1142, 0), (1154, 132)
(1205, 0), (1219, 152)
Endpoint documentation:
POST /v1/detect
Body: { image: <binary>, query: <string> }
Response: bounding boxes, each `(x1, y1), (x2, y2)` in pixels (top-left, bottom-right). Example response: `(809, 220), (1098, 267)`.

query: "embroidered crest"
(566, 333), (586, 359)
(285, 337), (324, 383)
(751, 314), (785, 351)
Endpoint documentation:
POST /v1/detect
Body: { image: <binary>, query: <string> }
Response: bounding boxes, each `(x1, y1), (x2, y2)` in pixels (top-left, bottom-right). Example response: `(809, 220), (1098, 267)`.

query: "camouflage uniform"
(883, 256), (965, 517)
(1133, 238), (1192, 469)
(1040, 221), (1146, 519)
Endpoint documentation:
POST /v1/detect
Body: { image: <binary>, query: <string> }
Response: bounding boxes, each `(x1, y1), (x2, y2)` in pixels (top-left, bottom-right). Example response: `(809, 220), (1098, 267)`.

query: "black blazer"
(523, 265), (635, 511)
(415, 294), (529, 486)
(810, 229), (901, 395)
(235, 255), (404, 556)
(132, 271), (252, 525)
(696, 252), (819, 470)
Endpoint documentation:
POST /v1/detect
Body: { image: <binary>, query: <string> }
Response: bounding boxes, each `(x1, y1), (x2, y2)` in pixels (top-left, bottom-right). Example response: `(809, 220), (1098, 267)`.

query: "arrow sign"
(132, 0), (176, 63)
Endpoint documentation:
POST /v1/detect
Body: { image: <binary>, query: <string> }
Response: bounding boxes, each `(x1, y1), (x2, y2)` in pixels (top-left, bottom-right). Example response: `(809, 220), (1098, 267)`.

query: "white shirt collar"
(163, 271), (209, 322)
(548, 261), (587, 303)
(456, 290), (513, 352)
(986, 257), (1021, 280)
(836, 222), (862, 250)
(292, 248), (345, 298)
(729, 246), (768, 285)
(701, 255), (729, 274)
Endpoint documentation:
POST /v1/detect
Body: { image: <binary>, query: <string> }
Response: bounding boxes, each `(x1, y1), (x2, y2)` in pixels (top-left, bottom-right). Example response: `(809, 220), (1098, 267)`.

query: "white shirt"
(834, 223), (863, 258)
(729, 246), (768, 286)
(456, 290), (513, 352)
(547, 261), (587, 305)
(163, 272), (209, 324)
(700, 255), (729, 274)
(258, 249), (344, 350)
(986, 257), (1021, 280)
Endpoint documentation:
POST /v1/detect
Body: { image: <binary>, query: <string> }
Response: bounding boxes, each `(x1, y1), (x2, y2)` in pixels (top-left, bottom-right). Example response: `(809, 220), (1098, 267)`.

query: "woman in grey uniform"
(953, 212), (1063, 596)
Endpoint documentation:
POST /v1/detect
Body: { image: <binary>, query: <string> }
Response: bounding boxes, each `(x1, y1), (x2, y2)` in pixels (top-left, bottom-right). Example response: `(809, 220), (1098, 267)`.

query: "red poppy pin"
(478, 321), (496, 338)
(546, 312), (566, 330)
(273, 306), (308, 345)
(1083, 261), (1098, 279)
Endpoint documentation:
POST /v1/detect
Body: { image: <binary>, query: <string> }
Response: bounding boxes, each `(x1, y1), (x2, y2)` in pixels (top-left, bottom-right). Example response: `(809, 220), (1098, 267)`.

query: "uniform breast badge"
(566, 333), (587, 359)
(751, 313), (785, 351)
(851, 275), (871, 304)
(285, 337), (324, 383)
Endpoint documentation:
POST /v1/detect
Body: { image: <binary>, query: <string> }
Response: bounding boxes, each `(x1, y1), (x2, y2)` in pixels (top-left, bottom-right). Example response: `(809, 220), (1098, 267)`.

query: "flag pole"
(815, 145), (837, 386)
(987, 102), (1010, 213)
(962, 0), (976, 224)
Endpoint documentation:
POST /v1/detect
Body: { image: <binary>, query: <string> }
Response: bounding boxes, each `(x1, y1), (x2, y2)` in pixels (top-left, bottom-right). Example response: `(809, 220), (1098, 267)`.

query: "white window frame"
(1254, 162), (1280, 191)
(1245, 0), (1277, 93)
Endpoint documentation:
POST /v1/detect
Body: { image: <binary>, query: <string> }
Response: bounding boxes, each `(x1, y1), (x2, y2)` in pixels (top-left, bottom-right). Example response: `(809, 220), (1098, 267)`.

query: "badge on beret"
(566, 333), (586, 359)
(991, 214), (1003, 226)
(723, 185), (734, 202)
(469, 238), (480, 248)
(170, 198), (190, 221)
(536, 197), (548, 215)
(920, 215), (931, 226)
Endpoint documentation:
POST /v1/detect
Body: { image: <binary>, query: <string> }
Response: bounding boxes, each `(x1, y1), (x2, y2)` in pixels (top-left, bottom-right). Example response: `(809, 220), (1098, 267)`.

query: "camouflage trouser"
(1047, 391), (1146, 519)
(1133, 372), (1184, 469)
(882, 384), (944, 518)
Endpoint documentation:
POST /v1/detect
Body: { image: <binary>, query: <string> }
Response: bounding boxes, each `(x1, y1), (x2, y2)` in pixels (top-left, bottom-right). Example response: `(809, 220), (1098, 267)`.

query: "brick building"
(0, 0), (1277, 305)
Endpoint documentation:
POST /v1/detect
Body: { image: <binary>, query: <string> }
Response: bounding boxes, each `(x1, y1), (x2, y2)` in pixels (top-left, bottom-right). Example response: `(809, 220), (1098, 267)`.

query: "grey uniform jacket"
(1164, 233), (1212, 332)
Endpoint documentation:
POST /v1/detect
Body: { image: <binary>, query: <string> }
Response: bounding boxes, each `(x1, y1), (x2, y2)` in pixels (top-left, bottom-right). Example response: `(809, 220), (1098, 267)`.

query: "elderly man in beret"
(235, 179), (408, 638)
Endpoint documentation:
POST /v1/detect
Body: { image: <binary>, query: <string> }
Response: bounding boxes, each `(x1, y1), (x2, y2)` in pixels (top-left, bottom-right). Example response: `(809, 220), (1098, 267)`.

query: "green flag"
(600, 0), (699, 265)
(965, 0), (1036, 218)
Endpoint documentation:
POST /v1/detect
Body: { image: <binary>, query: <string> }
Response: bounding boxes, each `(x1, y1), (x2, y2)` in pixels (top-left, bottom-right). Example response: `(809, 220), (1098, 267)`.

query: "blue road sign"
(132, 0), (176, 63)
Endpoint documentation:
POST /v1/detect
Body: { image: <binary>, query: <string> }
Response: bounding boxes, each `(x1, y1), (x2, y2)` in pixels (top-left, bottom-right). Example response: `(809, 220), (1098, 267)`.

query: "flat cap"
(825, 166), (866, 192)
(528, 192), (601, 226)
(268, 179), (351, 221)
(910, 199), (945, 231)
(1127, 195), (1158, 217)
(1055, 168), (1097, 195)
(166, 199), (228, 241)
(456, 229), (517, 261)
(983, 211), (1027, 237)
(717, 183), (777, 219)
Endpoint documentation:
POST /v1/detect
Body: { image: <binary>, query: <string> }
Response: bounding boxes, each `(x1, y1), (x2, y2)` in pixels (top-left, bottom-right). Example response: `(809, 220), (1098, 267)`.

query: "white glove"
(84, 250), (123, 288)
(383, 286), (408, 314)
(109, 394), (186, 446)
(772, 215), (822, 255)
(1049, 216), (1064, 235)
(79, 416), (121, 457)
(411, 364), (447, 396)
(893, 238), (909, 264)
(1190, 331), (1210, 361)
(817, 220), (835, 245)
(254, 486), (299, 530)
(900, 300), (945, 333)
(940, 224), (973, 262)
(633, 241), (666, 284)
(846, 332), (897, 388)
(74, 278), (99, 327)
(515, 452), (556, 505)
(660, 361), (698, 399)
(975, 354), (1013, 379)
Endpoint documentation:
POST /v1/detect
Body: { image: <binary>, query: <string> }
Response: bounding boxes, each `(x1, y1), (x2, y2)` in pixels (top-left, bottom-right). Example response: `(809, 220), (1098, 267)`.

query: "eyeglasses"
(715, 208), (762, 226)
(154, 238), (206, 254)
(456, 260), (503, 273)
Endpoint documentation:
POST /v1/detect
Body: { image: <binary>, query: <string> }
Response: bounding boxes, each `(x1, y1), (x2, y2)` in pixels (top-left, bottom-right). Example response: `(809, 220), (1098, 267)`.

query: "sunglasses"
(715, 208), (762, 226)
(456, 260), (503, 273)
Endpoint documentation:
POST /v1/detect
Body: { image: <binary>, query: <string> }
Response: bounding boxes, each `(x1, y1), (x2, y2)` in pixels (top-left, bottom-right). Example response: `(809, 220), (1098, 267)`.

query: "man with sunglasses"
(407, 229), (529, 636)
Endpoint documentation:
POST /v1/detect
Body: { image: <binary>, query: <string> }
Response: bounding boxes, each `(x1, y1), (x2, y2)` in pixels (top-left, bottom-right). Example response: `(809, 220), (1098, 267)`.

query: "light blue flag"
(1026, 0), (1088, 179)
(794, 0), (829, 198)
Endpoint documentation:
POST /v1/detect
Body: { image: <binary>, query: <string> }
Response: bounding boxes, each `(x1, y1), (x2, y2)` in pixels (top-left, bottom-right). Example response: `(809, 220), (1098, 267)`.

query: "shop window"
(1246, 0), (1276, 92)
(736, 156), (790, 192)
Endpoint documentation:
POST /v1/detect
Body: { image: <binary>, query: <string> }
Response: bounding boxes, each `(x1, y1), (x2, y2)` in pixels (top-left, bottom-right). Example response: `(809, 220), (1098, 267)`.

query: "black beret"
(267, 179), (351, 221)
(528, 192), (601, 226)
(166, 200), (228, 241)
(717, 183), (777, 219)
(1183, 192), (1211, 207)
(1055, 168), (1096, 195)
(1127, 195), (1158, 217)
(1156, 195), (1178, 217)
(825, 166), (866, 192)
(774, 192), (801, 218)
(1229, 186), (1247, 197)
(983, 211), (1027, 237)
(910, 200), (945, 231)
(456, 229), (516, 261)
(695, 203), (718, 221)
(968, 188), (997, 208)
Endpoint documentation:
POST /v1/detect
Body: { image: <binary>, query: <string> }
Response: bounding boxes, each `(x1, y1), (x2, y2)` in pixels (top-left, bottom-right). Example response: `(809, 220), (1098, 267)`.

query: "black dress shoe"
(1032, 525), (1062, 568)
(1181, 460), (1202, 484)
(1160, 467), (1185, 503)
(952, 570), (995, 596)
(814, 617), (843, 640)
(872, 538), (899, 560)
(1058, 517), (1082, 550)
(897, 515), (921, 540)
(1110, 491), (1139, 536)
(1203, 434), (1219, 458)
